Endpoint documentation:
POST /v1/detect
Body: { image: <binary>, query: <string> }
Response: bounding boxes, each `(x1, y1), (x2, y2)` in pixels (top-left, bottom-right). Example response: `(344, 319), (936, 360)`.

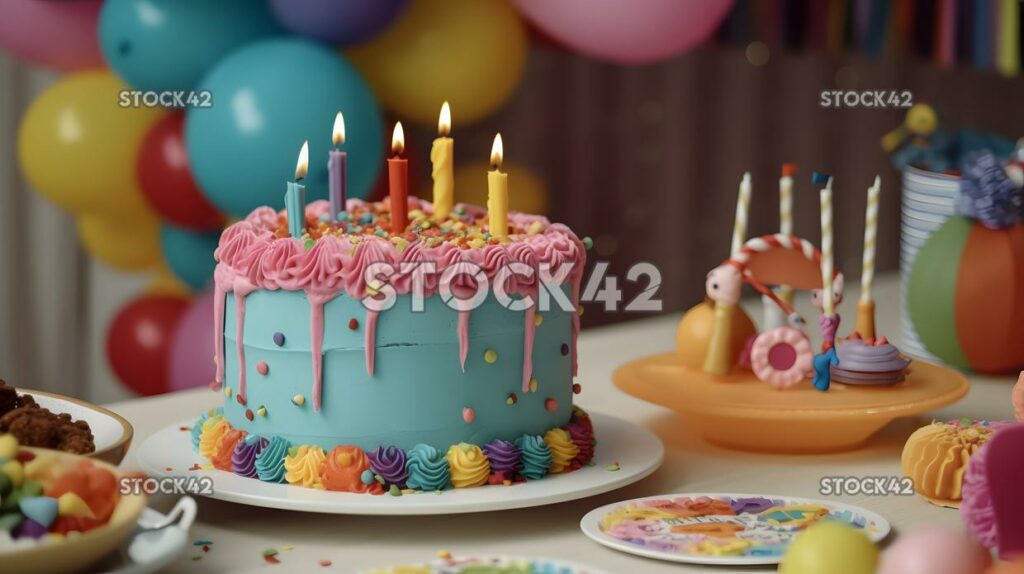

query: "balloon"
(167, 289), (215, 392)
(138, 113), (224, 230)
(77, 212), (163, 271)
(99, 0), (281, 91)
(107, 294), (189, 396)
(0, 0), (104, 71)
(18, 71), (163, 218)
(513, 0), (734, 65)
(160, 224), (220, 290)
(146, 264), (192, 298)
(346, 0), (527, 127)
(431, 161), (550, 214)
(187, 39), (383, 219)
(269, 0), (409, 45)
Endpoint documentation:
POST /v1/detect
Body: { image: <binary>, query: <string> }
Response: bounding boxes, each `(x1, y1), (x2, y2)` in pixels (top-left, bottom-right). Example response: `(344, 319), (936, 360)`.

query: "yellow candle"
(431, 101), (454, 220)
(487, 133), (508, 239)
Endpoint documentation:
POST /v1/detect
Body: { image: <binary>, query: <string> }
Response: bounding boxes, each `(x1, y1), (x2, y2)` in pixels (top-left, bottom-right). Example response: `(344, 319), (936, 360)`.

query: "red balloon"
(106, 294), (189, 396)
(137, 113), (224, 230)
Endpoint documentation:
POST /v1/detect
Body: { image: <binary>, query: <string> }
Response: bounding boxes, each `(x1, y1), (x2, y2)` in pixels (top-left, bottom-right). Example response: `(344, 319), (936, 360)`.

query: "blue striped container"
(900, 166), (960, 360)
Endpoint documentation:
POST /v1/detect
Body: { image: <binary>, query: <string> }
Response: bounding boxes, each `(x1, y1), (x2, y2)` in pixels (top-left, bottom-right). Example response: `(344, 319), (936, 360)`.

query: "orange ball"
(675, 301), (757, 370)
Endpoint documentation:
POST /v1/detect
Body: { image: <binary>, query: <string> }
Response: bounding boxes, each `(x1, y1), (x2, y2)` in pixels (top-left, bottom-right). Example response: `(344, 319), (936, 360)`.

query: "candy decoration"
(18, 496), (58, 528)
(257, 406), (267, 417)
(273, 332), (285, 346)
(292, 395), (305, 406)
(224, 386), (232, 398)
(534, 314), (543, 327)
(13, 518), (47, 539)
(57, 492), (96, 519)
(245, 409), (254, 421)
(506, 393), (517, 405)
(256, 361), (269, 376)
(545, 398), (558, 412)
(484, 349), (498, 363)
(750, 326), (814, 389)
(560, 343), (569, 356)
(529, 378), (538, 392)
(462, 407), (475, 423)
(572, 383), (582, 394)
(348, 318), (359, 330)
(2, 459), (24, 487)
(0, 435), (16, 459)
(908, 215), (1024, 373)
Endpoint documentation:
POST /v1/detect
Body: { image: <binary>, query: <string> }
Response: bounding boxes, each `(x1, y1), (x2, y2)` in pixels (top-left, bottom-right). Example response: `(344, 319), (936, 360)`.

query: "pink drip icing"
(233, 287), (254, 402)
(457, 310), (470, 372)
(365, 310), (378, 376)
(570, 272), (582, 376)
(522, 303), (536, 392)
(213, 284), (226, 385)
(310, 300), (325, 411)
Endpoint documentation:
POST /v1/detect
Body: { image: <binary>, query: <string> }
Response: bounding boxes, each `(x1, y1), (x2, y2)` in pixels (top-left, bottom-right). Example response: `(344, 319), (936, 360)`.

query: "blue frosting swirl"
(405, 444), (450, 491)
(515, 434), (552, 480)
(254, 436), (289, 483)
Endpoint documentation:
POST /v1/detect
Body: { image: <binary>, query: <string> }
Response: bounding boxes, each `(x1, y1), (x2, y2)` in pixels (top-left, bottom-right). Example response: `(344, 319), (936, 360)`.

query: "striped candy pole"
(857, 176), (881, 338)
(703, 172), (753, 376)
(819, 176), (835, 316)
(765, 165), (797, 330)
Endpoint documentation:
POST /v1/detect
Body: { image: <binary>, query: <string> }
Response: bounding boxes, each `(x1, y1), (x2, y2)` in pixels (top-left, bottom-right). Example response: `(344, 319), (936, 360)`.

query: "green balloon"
(907, 215), (972, 368)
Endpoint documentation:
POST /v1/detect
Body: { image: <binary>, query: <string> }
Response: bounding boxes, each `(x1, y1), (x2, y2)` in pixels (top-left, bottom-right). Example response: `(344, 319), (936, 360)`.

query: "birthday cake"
(193, 198), (593, 492)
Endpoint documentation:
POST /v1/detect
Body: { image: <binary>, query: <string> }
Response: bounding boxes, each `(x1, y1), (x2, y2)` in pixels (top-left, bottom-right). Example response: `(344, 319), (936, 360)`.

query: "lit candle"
(487, 133), (508, 239)
(388, 122), (408, 234)
(431, 101), (454, 220)
(857, 175), (881, 338)
(285, 141), (308, 238)
(328, 112), (346, 221)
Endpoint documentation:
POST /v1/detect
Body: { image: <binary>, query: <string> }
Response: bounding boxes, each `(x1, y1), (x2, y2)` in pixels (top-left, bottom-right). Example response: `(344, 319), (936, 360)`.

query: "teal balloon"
(99, 0), (281, 91)
(186, 39), (383, 218)
(160, 224), (219, 290)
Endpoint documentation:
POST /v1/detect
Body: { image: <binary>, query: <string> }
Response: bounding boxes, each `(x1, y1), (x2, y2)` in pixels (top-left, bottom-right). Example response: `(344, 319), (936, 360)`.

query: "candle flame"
(391, 121), (405, 156)
(332, 112), (345, 146)
(438, 101), (451, 137)
(490, 133), (503, 170)
(295, 140), (309, 181)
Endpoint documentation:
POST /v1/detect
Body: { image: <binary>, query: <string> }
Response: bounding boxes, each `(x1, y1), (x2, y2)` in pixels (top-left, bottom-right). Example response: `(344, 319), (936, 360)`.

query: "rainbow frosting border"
(191, 406), (596, 494)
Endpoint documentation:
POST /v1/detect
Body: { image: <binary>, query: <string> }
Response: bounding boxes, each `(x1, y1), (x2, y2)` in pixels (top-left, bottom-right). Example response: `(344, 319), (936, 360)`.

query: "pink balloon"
(513, 0), (733, 64)
(0, 0), (104, 71)
(168, 289), (216, 392)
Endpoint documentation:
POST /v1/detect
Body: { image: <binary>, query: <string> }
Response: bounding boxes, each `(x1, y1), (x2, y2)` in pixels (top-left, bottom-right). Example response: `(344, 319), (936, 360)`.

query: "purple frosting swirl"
(232, 435), (268, 479)
(482, 439), (522, 474)
(368, 446), (408, 488)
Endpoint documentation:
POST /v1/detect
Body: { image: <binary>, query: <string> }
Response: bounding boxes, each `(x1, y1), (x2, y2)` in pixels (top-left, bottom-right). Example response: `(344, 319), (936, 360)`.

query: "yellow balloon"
(346, 0), (527, 127)
(77, 212), (162, 271)
(427, 161), (549, 215)
(18, 70), (164, 218)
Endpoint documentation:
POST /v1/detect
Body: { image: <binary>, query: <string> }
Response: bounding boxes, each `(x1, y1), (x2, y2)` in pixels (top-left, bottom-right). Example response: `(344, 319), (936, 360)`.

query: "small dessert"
(902, 419), (1007, 507)
(830, 334), (912, 385)
(0, 381), (94, 455)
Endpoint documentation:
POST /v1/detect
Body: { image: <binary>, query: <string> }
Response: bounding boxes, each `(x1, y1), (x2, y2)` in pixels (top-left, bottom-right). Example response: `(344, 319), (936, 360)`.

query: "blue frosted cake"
(193, 198), (593, 492)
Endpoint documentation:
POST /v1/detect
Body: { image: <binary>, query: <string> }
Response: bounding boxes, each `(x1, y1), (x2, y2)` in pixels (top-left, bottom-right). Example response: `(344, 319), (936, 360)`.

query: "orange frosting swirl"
(901, 421), (1001, 507)
(321, 446), (383, 494)
(211, 428), (246, 471)
(544, 428), (580, 474)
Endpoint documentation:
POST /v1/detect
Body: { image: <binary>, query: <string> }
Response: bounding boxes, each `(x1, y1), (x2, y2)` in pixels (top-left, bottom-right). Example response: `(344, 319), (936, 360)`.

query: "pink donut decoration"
(750, 326), (813, 389)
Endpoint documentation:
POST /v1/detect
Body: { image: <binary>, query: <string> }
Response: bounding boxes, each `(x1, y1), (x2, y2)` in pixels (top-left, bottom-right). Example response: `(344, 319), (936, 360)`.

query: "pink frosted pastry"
(830, 335), (911, 385)
(961, 442), (998, 548)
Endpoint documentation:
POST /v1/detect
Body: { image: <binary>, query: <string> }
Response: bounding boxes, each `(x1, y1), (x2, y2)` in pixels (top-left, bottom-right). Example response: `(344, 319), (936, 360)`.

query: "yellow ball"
(18, 70), (164, 218)
(675, 301), (756, 370)
(905, 103), (937, 136)
(780, 522), (878, 574)
(77, 212), (162, 271)
(0, 434), (17, 459)
(346, 0), (527, 127)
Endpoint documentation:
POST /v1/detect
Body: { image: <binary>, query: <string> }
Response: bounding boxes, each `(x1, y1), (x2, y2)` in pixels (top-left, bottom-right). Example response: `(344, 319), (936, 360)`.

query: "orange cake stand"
(613, 354), (969, 453)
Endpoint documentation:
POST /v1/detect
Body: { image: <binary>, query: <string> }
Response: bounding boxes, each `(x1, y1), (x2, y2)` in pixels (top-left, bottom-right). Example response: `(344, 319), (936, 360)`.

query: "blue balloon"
(186, 39), (383, 218)
(269, 0), (409, 45)
(99, 0), (281, 91)
(161, 224), (220, 290)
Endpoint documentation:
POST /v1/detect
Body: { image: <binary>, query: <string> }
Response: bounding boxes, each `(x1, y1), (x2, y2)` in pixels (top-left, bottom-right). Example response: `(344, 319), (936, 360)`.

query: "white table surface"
(105, 273), (1018, 573)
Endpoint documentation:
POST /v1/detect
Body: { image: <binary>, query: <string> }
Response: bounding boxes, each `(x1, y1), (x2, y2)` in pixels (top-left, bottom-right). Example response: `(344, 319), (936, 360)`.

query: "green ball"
(780, 522), (878, 574)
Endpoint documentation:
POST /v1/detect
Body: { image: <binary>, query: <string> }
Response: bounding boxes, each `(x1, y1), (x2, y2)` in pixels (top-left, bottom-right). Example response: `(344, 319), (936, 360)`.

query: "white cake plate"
(137, 412), (663, 515)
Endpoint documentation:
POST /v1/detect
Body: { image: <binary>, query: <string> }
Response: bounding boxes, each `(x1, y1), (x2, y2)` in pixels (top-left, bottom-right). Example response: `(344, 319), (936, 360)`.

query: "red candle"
(388, 121), (408, 234)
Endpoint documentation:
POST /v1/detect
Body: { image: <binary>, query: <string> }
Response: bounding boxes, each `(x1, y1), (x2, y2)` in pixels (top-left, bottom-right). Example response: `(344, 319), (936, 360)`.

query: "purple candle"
(328, 111), (347, 221)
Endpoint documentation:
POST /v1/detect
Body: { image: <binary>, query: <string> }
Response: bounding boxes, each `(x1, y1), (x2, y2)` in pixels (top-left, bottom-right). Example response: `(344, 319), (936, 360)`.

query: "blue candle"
(328, 112), (347, 221)
(286, 141), (308, 238)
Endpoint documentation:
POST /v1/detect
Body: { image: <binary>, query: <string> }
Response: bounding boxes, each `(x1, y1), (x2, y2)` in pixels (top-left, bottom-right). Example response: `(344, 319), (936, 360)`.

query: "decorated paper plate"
(137, 412), (664, 515)
(360, 554), (611, 574)
(579, 493), (890, 566)
(614, 353), (968, 453)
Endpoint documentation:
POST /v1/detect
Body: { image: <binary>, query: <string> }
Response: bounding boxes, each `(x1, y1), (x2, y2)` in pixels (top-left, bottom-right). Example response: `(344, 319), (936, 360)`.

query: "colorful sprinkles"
(273, 332), (285, 346)
(484, 349), (498, 364)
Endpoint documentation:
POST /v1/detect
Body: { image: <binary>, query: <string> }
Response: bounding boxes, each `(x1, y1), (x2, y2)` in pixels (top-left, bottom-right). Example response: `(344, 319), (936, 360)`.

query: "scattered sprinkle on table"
(282, 546), (294, 551)
(437, 550), (452, 559)
(191, 556), (203, 561)
(319, 560), (332, 567)
(179, 426), (191, 432)
(606, 462), (621, 472)
(164, 467), (173, 472)
(263, 548), (280, 564)
(189, 463), (201, 471)
(193, 539), (213, 546)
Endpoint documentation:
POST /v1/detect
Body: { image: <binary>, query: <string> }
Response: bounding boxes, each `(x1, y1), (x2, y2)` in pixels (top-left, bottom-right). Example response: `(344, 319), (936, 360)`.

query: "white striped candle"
(731, 172), (752, 257)
(860, 176), (881, 302)
(820, 177), (835, 315)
